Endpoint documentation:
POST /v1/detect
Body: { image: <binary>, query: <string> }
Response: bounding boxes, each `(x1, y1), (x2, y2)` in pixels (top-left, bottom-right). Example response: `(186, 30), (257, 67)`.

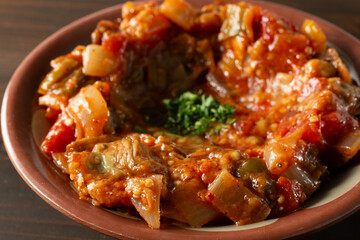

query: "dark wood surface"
(0, 0), (359, 239)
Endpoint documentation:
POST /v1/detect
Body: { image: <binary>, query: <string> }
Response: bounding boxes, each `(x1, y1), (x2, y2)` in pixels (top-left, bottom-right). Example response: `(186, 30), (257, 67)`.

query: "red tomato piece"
(275, 176), (306, 215)
(321, 111), (359, 144)
(41, 114), (76, 155)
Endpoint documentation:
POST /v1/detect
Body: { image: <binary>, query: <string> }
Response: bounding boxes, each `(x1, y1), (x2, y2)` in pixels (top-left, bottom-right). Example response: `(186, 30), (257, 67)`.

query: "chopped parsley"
(163, 91), (236, 135)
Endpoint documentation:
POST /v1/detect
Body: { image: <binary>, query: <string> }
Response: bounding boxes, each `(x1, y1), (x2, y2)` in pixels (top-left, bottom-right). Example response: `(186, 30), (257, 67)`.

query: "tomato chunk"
(41, 114), (76, 155)
(275, 176), (306, 215)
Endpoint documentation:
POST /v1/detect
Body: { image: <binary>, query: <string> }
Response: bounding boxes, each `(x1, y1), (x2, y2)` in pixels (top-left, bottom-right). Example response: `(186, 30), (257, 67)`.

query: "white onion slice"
(131, 175), (163, 229)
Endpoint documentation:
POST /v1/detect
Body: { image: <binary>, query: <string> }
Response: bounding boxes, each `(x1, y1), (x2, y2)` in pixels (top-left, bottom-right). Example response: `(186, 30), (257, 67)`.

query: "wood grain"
(0, 0), (359, 239)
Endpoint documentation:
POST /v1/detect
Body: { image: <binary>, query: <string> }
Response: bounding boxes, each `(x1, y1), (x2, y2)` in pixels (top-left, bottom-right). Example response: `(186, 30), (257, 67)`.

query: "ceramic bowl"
(2, 0), (360, 239)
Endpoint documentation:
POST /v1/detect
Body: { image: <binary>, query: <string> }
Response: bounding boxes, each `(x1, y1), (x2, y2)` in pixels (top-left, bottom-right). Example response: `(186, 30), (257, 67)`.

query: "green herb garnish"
(163, 91), (236, 135)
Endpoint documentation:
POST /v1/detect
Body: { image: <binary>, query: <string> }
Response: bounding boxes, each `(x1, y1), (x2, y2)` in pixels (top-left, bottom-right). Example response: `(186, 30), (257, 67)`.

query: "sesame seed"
(230, 151), (241, 160)
(64, 118), (74, 126)
(77, 176), (84, 187)
(144, 178), (154, 188)
(309, 115), (319, 122)
(132, 186), (142, 199)
(277, 194), (285, 204)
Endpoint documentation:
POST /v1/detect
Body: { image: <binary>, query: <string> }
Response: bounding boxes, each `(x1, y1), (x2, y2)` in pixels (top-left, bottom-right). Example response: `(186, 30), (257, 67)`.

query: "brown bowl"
(2, 0), (360, 239)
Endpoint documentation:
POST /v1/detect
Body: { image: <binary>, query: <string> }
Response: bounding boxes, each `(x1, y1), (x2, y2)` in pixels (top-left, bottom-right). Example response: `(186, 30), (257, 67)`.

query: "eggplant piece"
(324, 48), (352, 83)
(208, 169), (270, 225)
(88, 135), (167, 178)
(66, 135), (121, 152)
(236, 157), (276, 205)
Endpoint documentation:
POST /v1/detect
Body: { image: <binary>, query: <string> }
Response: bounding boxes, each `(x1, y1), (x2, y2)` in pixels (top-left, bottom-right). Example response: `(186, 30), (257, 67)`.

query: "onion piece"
(218, 4), (248, 41)
(208, 169), (270, 225)
(160, 200), (187, 223)
(82, 44), (118, 77)
(171, 179), (219, 227)
(160, 0), (198, 31)
(282, 164), (320, 195)
(51, 152), (69, 174)
(263, 139), (295, 176)
(206, 70), (231, 98)
(335, 130), (360, 160)
(67, 85), (109, 138)
(301, 19), (326, 54)
(131, 175), (163, 229)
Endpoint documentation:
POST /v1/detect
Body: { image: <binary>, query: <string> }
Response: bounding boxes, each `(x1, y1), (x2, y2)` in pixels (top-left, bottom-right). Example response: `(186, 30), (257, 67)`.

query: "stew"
(36, 0), (360, 229)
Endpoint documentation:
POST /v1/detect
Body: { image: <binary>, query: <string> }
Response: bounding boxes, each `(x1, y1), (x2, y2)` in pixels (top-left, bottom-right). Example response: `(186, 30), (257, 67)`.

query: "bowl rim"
(2, 0), (360, 239)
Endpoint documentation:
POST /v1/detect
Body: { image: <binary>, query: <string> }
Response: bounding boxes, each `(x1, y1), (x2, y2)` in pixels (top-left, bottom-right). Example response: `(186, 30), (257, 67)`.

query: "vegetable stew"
(36, 0), (360, 229)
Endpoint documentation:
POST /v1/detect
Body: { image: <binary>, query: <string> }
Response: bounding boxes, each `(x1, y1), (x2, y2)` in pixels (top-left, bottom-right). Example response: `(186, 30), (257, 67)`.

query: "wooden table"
(0, 0), (359, 239)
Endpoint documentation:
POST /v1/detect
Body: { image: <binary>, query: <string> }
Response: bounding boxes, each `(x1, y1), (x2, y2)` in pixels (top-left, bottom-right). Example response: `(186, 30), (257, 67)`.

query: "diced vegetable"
(196, 39), (215, 69)
(38, 58), (79, 94)
(160, 0), (198, 31)
(82, 44), (119, 77)
(206, 70), (231, 98)
(335, 130), (360, 160)
(195, 11), (222, 33)
(301, 19), (326, 54)
(89, 135), (166, 177)
(282, 164), (320, 195)
(171, 179), (219, 227)
(131, 175), (163, 229)
(324, 48), (352, 83)
(160, 201), (187, 223)
(275, 176), (306, 214)
(121, 1), (152, 20)
(236, 157), (276, 200)
(67, 85), (109, 138)
(51, 152), (69, 174)
(303, 59), (336, 78)
(38, 94), (67, 111)
(41, 114), (76, 155)
(91, 20), (119, 44)
(121, 8), (171, 42)
(218, 3), (260, 42)
(263, 139), (294, 175)
(66, 135), (121, 152)
(218, 4), (248, 41)
(208, 169), (271, 225)
(102, 33), (127, 57)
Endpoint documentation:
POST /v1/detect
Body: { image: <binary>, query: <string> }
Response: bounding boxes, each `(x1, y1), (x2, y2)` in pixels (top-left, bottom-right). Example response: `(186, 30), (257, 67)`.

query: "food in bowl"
(36, 0), (360, 229)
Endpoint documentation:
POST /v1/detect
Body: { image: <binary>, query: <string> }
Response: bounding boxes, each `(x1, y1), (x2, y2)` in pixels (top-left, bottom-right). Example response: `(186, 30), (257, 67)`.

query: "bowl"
(2, 0), (360, 239)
